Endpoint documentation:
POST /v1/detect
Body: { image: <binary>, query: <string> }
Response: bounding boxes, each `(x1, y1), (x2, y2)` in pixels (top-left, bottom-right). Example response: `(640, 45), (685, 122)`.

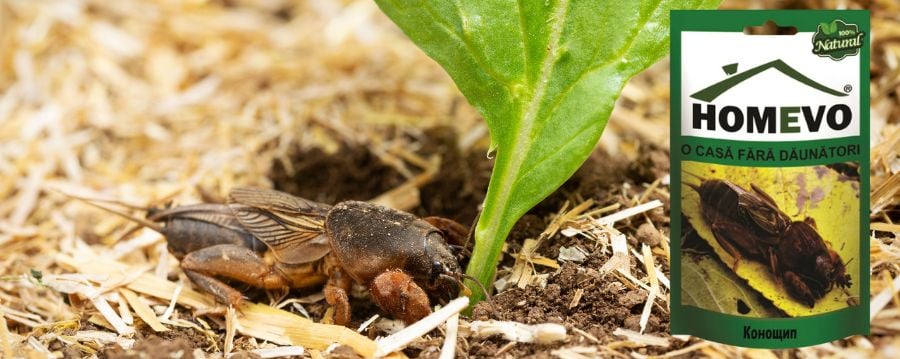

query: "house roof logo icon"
(690, 59), (848, 102)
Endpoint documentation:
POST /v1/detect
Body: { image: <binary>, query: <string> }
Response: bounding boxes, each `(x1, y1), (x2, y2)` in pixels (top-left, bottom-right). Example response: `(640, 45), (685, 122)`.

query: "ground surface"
(0, 0), (898, 358)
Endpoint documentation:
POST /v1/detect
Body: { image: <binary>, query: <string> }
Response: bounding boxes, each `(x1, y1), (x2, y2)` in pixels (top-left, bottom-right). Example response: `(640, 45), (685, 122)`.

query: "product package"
(670, 10), (870, 347)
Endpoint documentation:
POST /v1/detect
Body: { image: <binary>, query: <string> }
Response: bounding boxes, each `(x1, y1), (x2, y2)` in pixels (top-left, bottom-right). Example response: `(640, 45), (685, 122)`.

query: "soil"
(99, 321), (272, 359)
(101, 337), (198, 359)
(270, 126), (493, 225)
(467, 261), (674, 358)
(271, 126), (673, 357)
(111, 126), (672, 358)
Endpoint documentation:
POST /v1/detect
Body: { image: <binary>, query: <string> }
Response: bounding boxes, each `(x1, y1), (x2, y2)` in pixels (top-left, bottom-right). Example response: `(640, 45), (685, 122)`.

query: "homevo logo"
(689, 59), (852, 134)
(813, 20), (864, 61)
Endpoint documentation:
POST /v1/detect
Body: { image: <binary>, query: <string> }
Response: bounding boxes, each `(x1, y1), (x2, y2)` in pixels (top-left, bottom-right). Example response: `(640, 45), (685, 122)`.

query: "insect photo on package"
(670, 10), (870, 348)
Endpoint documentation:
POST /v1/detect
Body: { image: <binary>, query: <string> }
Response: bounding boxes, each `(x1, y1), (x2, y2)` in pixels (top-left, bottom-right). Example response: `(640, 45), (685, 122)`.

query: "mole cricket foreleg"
(783, 271), (817, 308)
(369, 270), (432, 325)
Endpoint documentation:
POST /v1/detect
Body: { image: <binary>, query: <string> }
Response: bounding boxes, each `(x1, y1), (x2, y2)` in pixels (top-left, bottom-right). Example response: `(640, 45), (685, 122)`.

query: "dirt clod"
(226, 352), (263, 359)
(102, 337), (197, 359)
(623, 314), (660, 332)
(624, 315), (642, 331)
(618, 290), (647, 309)
(635, 223), (661, 247)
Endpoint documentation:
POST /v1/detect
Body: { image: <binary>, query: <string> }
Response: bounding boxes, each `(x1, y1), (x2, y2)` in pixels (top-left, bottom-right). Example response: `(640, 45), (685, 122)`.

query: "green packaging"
(670, 10), (870, 347)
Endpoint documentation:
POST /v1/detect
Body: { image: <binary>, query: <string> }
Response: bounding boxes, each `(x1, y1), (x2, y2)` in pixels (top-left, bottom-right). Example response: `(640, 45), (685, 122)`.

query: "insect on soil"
(69, 187), (479, 326)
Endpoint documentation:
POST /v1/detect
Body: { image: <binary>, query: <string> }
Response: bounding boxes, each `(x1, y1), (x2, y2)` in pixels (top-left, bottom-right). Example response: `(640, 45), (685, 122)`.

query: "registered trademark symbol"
(844, 84), (853, 93)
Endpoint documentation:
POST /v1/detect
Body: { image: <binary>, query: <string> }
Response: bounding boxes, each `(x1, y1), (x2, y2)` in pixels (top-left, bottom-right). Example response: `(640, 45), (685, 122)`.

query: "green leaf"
(819, 22), (832, 35)
(829, 20), (838, 34)
(375, 0), (721, 305)
(682, 253), (782, 317)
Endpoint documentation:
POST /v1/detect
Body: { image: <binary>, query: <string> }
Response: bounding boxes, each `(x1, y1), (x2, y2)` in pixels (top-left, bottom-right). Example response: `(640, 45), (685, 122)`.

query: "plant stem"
(463, 220), (505, 310)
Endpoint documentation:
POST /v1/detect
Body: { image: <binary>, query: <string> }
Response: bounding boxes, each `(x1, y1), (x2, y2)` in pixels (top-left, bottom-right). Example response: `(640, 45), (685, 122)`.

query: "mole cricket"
(684, 174), (851, 307)
(71, 187), (482, 326)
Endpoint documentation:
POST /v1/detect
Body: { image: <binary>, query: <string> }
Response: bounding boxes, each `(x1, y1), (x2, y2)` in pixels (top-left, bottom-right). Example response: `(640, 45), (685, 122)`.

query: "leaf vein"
(514, 115), (598, 184)
(506, 0), (569, 171)
(508, 0), (667, 187)
(706, 268), (730, 312)
(516, 0), (528, 83)
(531, 0), (664, 139)
(426, 1), (512, 87)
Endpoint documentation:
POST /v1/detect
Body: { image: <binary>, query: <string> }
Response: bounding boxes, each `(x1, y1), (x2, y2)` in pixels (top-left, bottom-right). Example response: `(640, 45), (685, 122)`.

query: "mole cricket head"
(407, 228), (463, 304)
